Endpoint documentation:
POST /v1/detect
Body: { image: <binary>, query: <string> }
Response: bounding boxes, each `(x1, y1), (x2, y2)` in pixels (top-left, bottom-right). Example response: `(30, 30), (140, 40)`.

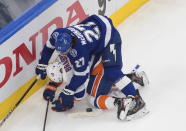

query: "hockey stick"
(43, 100), (49, 131)
(0, 75), (40, 127)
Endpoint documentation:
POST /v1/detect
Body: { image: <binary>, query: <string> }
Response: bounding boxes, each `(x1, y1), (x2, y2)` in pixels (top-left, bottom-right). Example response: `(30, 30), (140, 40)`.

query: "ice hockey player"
(35, 14), (149, 120)
(42, 54), (87, 103)
(45, 57), (149, 120)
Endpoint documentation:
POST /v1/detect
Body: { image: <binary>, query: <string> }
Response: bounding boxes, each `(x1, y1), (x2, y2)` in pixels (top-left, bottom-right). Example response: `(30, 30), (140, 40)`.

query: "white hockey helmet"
(46, 62), (63, 83)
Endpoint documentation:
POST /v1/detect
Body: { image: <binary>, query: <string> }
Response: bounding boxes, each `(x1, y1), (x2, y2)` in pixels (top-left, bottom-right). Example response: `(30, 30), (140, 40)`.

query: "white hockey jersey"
(56, 54), (73, 86)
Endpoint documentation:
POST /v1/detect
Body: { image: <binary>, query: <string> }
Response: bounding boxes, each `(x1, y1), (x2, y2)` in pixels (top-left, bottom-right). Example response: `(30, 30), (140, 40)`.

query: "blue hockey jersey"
(41, 15), (116, 92)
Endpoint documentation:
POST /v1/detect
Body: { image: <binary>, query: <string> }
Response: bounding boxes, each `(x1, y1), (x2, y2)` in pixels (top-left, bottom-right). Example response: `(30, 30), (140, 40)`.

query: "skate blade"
(126, 107), (150, 121)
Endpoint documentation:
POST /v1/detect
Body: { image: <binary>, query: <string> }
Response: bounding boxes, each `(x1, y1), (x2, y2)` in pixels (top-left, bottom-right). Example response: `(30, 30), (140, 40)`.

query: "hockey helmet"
(46, 62), (63, 83)
(55, 32), (72, 54)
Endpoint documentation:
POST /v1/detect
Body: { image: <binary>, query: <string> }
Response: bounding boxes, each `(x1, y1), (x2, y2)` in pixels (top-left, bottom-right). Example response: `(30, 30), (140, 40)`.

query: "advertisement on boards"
(0, 0), (130, 102)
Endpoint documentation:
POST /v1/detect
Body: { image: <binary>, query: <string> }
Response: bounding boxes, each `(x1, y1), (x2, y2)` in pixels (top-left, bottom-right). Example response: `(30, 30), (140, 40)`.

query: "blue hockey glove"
(52, 88), (74, 112)
(43, 89), (55, 102)
(43, 81), (61, 102)
(35, 64), (47, 80)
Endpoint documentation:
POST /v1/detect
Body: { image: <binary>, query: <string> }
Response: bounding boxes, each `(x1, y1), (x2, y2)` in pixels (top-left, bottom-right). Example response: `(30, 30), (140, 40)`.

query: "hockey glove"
(35, 64), (47, 80)
(52, 88), (74, 112)
(43, 81), (61, 102)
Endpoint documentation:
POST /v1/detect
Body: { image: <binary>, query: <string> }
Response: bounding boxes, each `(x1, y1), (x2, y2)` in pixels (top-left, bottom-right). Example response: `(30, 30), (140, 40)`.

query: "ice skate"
(126, 90), (149, 120)
(126, 70), (149, 89)
(114, 97), (133, 120)
(126, 106), (149, 121)
(127, 95), (145, 116)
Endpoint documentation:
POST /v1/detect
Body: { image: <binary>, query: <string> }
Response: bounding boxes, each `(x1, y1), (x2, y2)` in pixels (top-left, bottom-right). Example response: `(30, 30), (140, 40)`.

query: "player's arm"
(38, 30), (58, 64)
(65, 72), (88, 92)
(35, 29), (59, 79)
(65, 55), (90, 92)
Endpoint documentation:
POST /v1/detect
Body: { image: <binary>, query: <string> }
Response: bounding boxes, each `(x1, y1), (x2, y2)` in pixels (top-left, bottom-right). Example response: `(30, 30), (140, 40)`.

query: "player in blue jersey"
(36, 14), (149, 120)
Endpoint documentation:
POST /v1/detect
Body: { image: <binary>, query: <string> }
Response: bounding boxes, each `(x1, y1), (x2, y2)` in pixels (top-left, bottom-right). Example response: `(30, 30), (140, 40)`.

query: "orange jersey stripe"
(91, 62), (104, 96)
(91, 62), (104, 75)
(97, 95), (109, 109)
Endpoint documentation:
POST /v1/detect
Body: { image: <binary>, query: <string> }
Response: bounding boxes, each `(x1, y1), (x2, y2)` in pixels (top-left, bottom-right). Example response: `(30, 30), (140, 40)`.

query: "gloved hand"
(52, 88), (74, 112)
(43, 89), (55, 102)
(35, 64), (47, 80)
(43, 81), (61, 102)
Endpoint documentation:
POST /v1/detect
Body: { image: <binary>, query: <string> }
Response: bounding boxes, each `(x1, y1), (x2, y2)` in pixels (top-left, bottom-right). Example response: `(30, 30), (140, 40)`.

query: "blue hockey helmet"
(55, 32), (72, 54)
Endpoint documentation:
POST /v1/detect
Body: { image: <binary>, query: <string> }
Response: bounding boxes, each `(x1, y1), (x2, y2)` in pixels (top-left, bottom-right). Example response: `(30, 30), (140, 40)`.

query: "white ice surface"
(1, 0), (186, 131)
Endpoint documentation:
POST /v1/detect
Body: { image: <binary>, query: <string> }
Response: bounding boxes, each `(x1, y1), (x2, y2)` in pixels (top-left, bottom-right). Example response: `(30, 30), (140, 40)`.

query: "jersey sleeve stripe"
(97, 15), (112, 47)
(74, 66), (90, 76)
